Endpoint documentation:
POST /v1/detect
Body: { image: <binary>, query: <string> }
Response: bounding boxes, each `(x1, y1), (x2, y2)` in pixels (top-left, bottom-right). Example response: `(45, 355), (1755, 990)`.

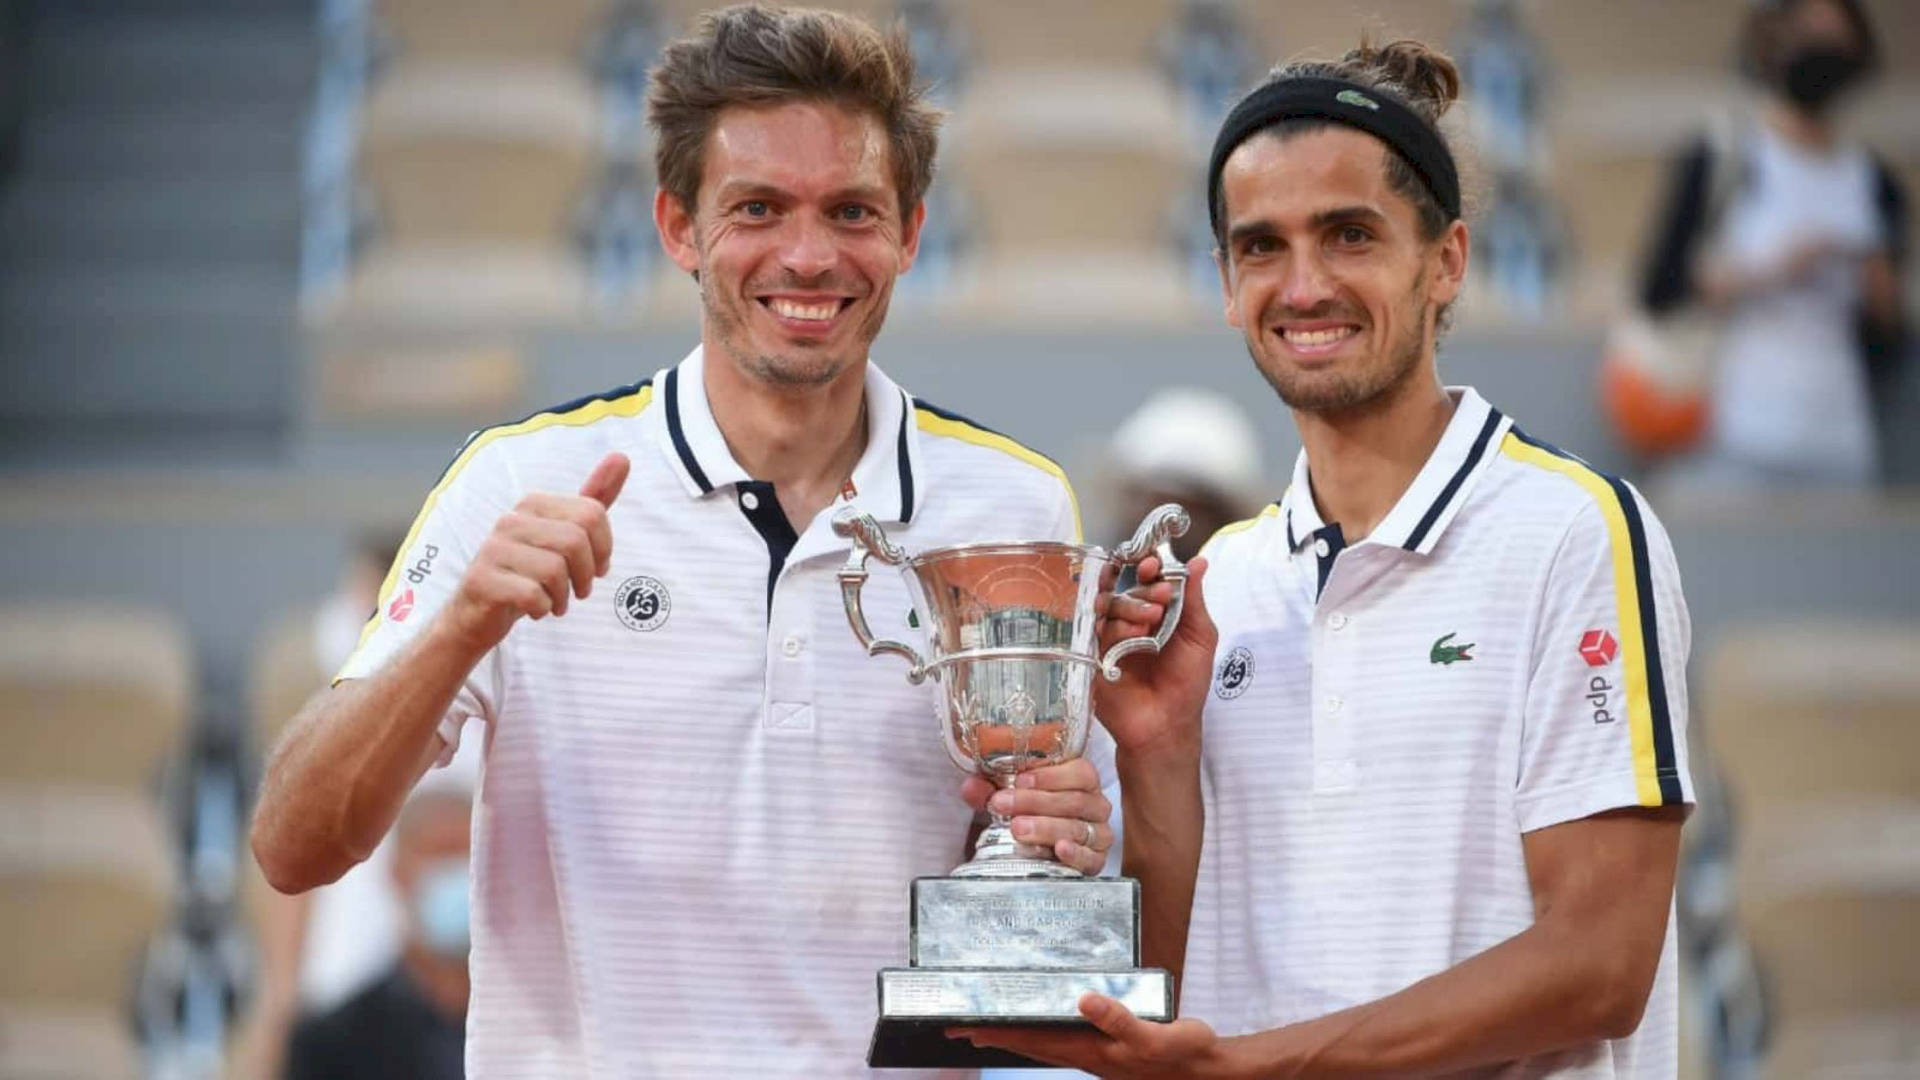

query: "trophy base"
(866, 968), (1173, 1068)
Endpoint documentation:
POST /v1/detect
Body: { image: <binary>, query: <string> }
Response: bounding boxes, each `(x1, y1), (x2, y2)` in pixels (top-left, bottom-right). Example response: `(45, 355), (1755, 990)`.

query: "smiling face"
(655, 100), (924, 389)
(1215, 126), (1467, 417)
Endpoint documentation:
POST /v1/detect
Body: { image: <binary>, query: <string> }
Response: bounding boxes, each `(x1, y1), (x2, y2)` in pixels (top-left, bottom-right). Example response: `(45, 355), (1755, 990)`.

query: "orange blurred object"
(1600, 314), (1714, 457)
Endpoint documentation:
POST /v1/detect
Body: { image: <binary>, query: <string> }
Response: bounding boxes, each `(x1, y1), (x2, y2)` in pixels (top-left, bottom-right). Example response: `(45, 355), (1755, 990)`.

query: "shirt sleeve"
(1515, 490), (1695, 833)
(1047, 468), (1084, 546)
(333, 435), (513, 765)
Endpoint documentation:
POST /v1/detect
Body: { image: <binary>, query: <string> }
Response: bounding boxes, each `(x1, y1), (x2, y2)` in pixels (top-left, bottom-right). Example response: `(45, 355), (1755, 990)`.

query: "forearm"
(1116, 744), (1204, 987)
(1224, 916), (1657, 1078)
(251, 616), (483, 892)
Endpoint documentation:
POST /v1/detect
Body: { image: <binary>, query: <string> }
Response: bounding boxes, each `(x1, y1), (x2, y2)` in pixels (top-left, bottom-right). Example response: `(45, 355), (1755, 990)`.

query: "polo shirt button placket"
(1313, 568), (1360, 792)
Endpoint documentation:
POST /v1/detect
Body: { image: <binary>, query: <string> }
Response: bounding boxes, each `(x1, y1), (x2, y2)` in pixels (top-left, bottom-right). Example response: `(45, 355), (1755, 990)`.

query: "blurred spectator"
(231, 533), (479, 1080)
(285, 785), (473, 1080)
(1634, 0), (1907, 492)
(1105, 387), (1268, 561)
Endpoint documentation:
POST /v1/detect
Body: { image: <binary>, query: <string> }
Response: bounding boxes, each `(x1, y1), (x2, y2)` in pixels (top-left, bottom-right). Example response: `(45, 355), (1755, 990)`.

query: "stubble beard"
(700, 262), (891, 390)
(1250, 281), (1432, 419)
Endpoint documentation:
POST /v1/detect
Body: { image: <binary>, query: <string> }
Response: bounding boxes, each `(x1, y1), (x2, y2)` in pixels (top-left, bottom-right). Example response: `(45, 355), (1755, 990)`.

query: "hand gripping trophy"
(833, 503), (1189, 1067)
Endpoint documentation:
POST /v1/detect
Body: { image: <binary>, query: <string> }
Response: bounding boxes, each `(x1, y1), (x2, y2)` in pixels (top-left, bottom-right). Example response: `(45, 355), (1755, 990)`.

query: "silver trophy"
(833, 503), (1189, 1068)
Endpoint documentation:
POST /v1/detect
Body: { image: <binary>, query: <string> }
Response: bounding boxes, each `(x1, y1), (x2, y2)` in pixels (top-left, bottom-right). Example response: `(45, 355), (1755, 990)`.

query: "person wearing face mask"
(1636, 0), (1907, 492)
(285, 785), (472, 1080)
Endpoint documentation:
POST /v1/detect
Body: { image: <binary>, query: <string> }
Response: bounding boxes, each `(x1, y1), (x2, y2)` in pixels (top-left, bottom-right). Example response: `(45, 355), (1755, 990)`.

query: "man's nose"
(777, 212), (838, 280)
(1278, 249), (1338, 314)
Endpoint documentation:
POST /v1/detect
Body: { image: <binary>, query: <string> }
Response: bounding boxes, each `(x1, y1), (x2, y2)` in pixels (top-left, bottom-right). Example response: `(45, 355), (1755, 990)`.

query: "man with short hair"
(251, 6), (1115, 1075)
(965, 38), (1694, 1079)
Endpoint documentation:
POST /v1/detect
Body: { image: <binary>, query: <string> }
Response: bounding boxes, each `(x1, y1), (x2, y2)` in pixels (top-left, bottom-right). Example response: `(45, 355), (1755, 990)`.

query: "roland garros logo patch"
(1214, 646), (1254, 700)
(614, 575), (671, 632)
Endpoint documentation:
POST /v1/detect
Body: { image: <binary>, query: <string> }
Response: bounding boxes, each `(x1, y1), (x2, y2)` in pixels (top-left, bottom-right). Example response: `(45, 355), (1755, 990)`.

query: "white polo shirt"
(1182, 388), (1694, 1079)
(337, 347), (1088, 1077)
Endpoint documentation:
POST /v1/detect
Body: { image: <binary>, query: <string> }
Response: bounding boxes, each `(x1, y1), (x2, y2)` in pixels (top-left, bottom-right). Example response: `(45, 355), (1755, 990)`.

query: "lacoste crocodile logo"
(1430, 632), (1475, 666)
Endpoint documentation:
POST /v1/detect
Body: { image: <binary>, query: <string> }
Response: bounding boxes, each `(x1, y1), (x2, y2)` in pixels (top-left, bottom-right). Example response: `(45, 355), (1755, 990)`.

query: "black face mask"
(1778, 46), (1868, 112)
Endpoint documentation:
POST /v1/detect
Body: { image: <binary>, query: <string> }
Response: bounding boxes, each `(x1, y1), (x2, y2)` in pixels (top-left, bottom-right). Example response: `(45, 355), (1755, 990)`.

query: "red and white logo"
(1578, 629), (1618, 667)
(387, 588), (416, 623)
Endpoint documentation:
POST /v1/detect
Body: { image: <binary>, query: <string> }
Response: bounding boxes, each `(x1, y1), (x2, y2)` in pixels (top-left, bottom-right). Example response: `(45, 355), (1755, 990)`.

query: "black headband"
(1207, 75), (1461, 239)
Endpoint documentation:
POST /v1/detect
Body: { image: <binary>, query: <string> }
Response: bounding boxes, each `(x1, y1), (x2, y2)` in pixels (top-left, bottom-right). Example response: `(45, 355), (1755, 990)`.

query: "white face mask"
(312, 591), (370, 674)
(412, 857), (471, 959)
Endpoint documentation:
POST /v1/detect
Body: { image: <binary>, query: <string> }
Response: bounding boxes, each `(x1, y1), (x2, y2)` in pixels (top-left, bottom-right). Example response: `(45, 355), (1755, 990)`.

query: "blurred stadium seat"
(0, 785), (173, 1078)
(248, 611), (328, 757)
(955, 0), (1176, 69)
(0, 1005), (142, 1080)
(951, 65), (1191, 321)
(0, 605), (193, 790)
(1704, 621), (1920, 1077)
(341, 59), (598, 326)
(1761, 1008), (1920, 1079)
(0, 606), (186, 1072)
(1705, 622), (1920, 803)
(374, 0), (610, 64)
(0, 786), (175, 1008)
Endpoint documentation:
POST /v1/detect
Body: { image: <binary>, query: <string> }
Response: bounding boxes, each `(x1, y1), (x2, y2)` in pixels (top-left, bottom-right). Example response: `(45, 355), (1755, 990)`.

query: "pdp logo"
(614, 575), (671, 632)
(1214, 646), (1254, 700)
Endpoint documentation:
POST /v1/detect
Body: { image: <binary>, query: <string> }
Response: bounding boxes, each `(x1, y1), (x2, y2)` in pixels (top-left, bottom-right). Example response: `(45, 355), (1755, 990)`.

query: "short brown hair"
(647, 4), (942, 220)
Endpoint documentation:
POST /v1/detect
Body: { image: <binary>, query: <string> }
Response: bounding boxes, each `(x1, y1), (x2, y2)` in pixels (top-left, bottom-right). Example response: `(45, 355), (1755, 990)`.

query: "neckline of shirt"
(1282, 386), (1510, 557)
(653, 346), (919, 525)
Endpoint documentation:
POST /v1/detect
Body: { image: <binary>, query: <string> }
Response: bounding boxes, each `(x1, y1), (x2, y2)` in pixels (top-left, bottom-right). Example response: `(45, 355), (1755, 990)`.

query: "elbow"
(1583, 954), (1658, 1041)
(1591, 993), (1650, 1042)
(250, 815), (349, 896)
(250, 824), (314, 896)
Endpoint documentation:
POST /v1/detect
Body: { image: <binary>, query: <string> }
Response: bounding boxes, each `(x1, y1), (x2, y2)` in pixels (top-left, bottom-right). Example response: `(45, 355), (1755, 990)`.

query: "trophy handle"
(1097, 503), (1191, 680)
(832, 508), (930, 684)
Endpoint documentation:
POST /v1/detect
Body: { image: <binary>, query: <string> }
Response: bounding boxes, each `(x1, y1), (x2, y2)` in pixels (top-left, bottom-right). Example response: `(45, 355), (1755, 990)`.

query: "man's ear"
(654, 188), (701, 278)
(896, 199), (927, 276)
(1428, 219), (1469, 310)
(1217, 248), (1242, 329)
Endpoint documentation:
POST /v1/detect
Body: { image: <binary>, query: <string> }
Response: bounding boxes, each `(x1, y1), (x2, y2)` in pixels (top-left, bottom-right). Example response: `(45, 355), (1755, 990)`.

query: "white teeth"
(1284, 326), (1357, 347)
(768, 298), (838, 321)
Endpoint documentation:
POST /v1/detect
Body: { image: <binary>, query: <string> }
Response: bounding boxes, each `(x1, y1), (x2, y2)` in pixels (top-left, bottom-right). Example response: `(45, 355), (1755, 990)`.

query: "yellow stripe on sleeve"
(338, 383), (656, 678)
(914, 407), (1083, 542)
(1199, 501), (1281, 554)
(1499, 433), (1664, 806)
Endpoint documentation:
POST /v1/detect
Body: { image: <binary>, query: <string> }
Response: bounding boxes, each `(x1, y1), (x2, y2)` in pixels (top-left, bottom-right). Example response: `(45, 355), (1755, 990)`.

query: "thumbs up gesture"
(443, 452), (631, 652)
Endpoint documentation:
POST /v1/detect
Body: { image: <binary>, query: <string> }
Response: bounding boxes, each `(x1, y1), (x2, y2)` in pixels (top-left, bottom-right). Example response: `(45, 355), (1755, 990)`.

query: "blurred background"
(0, 0), (1914, 1077)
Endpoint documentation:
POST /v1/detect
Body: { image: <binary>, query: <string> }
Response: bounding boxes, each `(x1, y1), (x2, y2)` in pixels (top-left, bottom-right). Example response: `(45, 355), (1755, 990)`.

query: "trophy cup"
(832, 503), (1189, 1068)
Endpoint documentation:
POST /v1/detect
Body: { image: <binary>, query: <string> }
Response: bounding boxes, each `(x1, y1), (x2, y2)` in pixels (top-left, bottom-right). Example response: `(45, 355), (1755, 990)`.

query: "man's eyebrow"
(827, 183), (891, 203)
(1225, 219), (1279, 248)
(710, 181), (789, 202)
(1308, 205), (1390, 229)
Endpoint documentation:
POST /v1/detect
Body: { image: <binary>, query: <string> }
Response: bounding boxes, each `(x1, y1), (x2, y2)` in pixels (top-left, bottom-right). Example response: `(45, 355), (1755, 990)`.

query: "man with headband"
(962, 39), (1695, 1078)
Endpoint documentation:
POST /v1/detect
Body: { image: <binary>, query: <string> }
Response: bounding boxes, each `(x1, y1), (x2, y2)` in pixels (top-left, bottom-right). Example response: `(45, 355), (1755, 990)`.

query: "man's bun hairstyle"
(1353, 38), (1463, 124)
(1246, 36), (1467, 244)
